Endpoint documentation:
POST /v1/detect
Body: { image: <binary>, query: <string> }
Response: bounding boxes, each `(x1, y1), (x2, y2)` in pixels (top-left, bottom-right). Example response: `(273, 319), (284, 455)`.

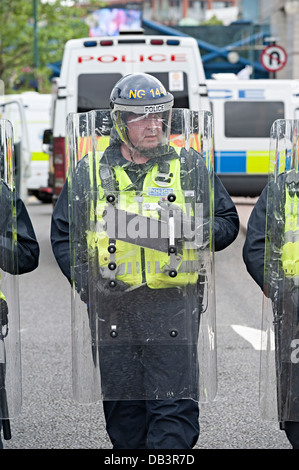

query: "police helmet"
(110, 73), (174, 151)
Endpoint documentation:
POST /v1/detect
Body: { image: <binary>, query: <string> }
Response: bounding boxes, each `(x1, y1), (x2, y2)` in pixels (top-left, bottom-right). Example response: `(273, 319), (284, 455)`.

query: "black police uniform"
(0, 182), (40, 449)
(51, 143), (239, 449)
(243, 183), (299, 449)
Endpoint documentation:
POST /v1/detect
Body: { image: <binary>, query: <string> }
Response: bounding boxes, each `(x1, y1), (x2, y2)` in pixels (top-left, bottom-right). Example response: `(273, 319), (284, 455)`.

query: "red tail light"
(53, 137), (65, 197)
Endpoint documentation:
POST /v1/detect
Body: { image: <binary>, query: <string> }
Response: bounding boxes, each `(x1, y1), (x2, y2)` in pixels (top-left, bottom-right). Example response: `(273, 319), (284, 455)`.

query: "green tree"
(200, 15), (223, 26)
(0, 0), (103, 93)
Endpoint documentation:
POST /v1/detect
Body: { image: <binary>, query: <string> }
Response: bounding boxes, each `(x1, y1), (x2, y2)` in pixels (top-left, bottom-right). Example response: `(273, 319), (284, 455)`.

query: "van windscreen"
(78, 73), (122, 112)
(78, 72), (189, 112)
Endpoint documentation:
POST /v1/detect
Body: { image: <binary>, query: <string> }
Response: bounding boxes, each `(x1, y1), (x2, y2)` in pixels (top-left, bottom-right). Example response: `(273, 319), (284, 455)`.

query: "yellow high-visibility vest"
(281, 175), (299, 277)
(86, 152), (200, 289)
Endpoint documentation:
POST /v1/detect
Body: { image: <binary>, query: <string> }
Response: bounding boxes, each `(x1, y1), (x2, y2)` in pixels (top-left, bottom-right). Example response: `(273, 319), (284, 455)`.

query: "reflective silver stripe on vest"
(100, 262), (140, 278)
(154, 260), (201, 274)
(284, 230), (299, 243)
(284, 231), (292, 243)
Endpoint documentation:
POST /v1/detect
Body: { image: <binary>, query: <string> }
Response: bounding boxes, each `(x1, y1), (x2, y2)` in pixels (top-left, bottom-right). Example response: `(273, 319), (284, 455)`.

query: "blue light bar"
(83, 41), (97, 47)
(166, 39), (180, 45)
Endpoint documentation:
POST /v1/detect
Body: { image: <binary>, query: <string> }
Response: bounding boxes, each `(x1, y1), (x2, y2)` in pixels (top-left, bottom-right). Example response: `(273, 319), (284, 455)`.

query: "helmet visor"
(112, 108), (172, 153)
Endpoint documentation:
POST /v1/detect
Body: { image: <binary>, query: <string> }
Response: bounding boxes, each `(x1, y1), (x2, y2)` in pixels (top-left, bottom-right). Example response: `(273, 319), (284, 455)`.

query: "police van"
(206, 78), (299, 196)
(0, 94), (31, 202)
(20, 92), (52, 202)
(1, 92), (52, 202)
(46, 32), (210, 204)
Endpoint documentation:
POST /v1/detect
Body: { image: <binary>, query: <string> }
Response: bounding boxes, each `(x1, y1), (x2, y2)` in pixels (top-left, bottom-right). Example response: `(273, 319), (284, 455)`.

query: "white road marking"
(231, 324), (275, 350)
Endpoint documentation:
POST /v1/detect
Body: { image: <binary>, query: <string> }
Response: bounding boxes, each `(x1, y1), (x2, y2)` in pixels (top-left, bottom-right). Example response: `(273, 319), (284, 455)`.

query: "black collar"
(103, 144), (179, 170)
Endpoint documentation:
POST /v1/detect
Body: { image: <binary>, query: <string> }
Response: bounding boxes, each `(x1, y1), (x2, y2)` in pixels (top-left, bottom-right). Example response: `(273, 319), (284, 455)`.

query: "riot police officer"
(243, 183), (299, 449)
(51, 73), (239, 449)
(0, 119), (40, 448)
(243, 119), (299, 449)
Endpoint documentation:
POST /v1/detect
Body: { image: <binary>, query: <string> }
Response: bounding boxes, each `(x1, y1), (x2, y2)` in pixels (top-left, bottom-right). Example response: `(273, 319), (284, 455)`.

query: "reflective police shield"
(67, 108), (216, 404)
(0, 119), (22, 430)
(260, 119), (299, 422)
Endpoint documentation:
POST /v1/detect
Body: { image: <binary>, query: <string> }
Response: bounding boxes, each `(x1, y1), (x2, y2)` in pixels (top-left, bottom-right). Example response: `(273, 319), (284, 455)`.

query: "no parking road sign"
(260, 45), (287, 72)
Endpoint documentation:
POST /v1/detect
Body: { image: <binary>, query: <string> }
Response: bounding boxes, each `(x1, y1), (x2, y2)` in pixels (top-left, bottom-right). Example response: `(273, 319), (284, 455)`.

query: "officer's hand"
(0, 298), (8, 326)
(92, 277), (130, 297)
(156, 200), (186, 218)
(156, 201), (195, 239)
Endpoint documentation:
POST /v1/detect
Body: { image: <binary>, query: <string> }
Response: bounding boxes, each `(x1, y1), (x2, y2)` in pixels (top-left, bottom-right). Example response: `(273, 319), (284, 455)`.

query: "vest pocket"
(145, 249), (198, 289)
(97, 238), (142, 285)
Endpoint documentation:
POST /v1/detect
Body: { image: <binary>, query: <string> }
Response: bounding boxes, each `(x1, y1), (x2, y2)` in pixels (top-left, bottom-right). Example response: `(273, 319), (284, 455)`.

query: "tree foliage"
(200, 15), (223, 26)
(0, 0), (103, 93)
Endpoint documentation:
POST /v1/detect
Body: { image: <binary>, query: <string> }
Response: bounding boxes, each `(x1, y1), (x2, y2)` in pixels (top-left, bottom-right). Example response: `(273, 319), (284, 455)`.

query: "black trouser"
(103, 399), (199, 449)
(283, 421), (299, 449)
(0, 421), (3, 449)
(274, 294), (299, 433)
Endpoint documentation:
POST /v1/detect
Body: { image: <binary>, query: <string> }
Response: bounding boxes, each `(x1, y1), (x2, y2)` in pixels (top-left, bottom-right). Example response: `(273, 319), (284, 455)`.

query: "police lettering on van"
(77, 53), (187, 64)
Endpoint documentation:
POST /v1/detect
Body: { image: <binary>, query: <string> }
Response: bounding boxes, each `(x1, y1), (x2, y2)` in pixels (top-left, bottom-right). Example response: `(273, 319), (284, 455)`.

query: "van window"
(148, 72), (189, 108)
(225, 101), (285, 138)
(78, 73), (122, 112)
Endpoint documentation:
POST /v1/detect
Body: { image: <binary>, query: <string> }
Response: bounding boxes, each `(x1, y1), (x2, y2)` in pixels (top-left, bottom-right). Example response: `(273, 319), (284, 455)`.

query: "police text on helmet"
(144, 105), (165, 113)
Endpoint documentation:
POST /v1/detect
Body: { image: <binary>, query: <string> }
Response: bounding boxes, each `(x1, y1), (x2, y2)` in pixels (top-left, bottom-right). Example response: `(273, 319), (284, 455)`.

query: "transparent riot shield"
(260, 119), (299, 422)
(67, 108), (216, 404)
(0, 119), (22, 437)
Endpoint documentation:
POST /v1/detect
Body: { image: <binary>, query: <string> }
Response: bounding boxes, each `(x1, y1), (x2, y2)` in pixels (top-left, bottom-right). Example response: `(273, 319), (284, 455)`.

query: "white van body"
(49, 33), (210, 203)
(1, 92), (52, 202)
(19, 92), (52, 201)
(0, 95), (31, 202)
(206, 78), (299, 196)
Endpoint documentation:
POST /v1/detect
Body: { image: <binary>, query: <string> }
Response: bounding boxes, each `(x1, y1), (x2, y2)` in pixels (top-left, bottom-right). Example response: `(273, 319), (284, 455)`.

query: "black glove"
(76, 255), (130, 304)
(156, 201), (195, 240)
(80, 276), (130, 304)
(0, 298), (8, 327)
(91, 277), (130, 298)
